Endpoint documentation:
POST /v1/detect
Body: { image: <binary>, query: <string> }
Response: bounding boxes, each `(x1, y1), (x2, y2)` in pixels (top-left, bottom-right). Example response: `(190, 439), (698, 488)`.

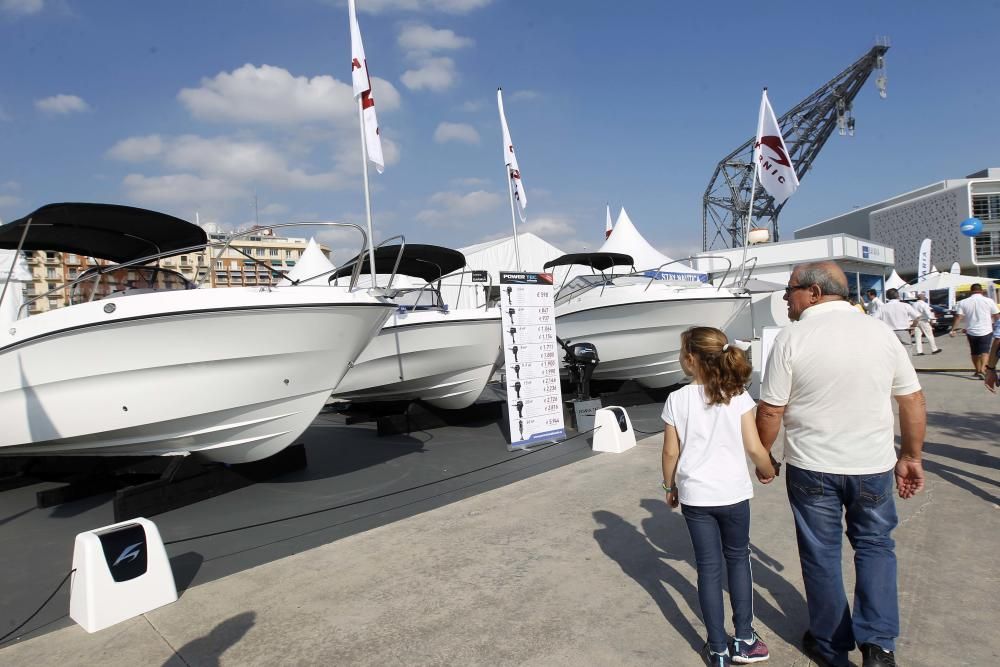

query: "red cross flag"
(497, 88), (527, 221)
(349, 0), (384, 173)
(753, 89), (798, 204)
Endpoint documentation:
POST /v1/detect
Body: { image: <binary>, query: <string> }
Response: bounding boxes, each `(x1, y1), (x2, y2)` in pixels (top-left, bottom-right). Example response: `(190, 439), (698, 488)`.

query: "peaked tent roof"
(278, 238), (335, 286)
(885, 270), (907, 290)
(598, 208), (700, 274)
(457, 232), (565, 276)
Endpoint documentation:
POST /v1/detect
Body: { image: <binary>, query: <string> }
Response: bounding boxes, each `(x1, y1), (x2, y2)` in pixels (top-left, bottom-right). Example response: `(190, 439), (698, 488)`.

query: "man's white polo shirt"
(761, 300), (921, 475)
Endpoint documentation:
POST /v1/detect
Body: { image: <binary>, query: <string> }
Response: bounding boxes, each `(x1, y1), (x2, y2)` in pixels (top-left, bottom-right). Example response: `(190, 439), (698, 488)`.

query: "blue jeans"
(681, 500), (754, 654)
(786, 465), (899, 666)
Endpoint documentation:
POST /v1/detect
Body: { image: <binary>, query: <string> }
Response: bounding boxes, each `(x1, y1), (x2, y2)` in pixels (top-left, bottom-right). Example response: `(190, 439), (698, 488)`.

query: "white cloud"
(458, 99), (482, 112)
(352, 0), (491, 14)
(106, 135), (164, 162)
(518, 215), (576, 238)
(416, 189), (502, 226)
(511, 90), (539, 101)
(178, 64), (400, 125)
(452, 176), (489, 187)
(122, 173), (248, 213)
(35, 94), (90, 115)
(1, 0), (43, 16)
(401, 57), (457, 92)
(433, 122), (479, 144)
(398, 23), (473, 52)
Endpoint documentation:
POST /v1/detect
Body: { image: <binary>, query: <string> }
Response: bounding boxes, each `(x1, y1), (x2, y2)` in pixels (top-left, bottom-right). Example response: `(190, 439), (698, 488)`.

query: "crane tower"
(702, 42), (889, 251)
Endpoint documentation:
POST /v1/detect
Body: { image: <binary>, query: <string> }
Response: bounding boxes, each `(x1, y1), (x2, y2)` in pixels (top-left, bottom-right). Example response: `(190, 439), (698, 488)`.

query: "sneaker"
(731, 630), (770, 663)
(801, 631), (836, 667)
(913, 352), (925, 356)
(860, 643), (896, 667)
(932, 348), (942, 354)
(704, 643), (731, 666)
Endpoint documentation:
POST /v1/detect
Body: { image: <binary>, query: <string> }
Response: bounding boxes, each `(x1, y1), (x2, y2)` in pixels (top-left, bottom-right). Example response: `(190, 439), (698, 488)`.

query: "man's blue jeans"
(786, 465), (899, 666)
(681, 500), (754, 654)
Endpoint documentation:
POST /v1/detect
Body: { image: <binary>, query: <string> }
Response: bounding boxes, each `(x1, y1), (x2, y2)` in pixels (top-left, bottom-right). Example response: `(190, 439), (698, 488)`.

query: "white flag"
(605, 204), (613, 239)
(497, 88), (527, 221)
(753, 89), (798, 205)
(917, 238), (932, 279)
(349, 0), (384, 173)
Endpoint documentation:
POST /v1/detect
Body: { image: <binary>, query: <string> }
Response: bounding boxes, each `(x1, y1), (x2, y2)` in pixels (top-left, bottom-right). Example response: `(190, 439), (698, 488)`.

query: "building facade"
(795, 168), (1000, 279)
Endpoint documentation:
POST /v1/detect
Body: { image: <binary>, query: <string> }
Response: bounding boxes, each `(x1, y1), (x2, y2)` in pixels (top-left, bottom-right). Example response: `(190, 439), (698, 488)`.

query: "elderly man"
(756, 262), (926, 667)
(910, 293), (941, 355)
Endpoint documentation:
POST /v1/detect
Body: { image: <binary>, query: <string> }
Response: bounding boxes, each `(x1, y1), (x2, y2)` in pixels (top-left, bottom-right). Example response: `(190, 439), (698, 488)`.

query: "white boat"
(0, 203), (394, 464)
(544, 253), (751, 389)
(330, 244), (502, 410)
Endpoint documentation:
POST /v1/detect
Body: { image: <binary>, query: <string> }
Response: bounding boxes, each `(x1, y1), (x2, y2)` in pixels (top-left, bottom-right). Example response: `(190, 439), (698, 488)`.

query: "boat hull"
(0, 288), (393, 463)
(333, 308), (502, 410)
(554, 290), (750, 389)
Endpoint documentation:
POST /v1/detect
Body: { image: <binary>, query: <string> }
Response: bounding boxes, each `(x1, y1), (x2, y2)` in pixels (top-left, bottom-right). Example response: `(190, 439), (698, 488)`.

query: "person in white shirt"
(949, 283), (1000, 378)
(864, 288), (883, 318)
(755, 261), (926, 667)
(878, 289), (920, 346)
(910, 293), (941, 355)
(661, 327), (775, 666)
(985, 317), (1000, 392)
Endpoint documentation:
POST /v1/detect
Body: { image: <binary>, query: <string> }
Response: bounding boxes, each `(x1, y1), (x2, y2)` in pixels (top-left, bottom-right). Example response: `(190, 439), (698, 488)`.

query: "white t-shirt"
(912, 300), (934, 322)
(955, 293), (999, 336)
(761, 300), (921, 475)
(661, 384), (756, 507)
(879, 299), (919, 330)
(866, 296), (883, 317)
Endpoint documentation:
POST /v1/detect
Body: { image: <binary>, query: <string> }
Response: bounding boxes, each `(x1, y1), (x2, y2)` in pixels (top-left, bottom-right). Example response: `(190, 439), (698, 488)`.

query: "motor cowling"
(558, 338), (599, 400)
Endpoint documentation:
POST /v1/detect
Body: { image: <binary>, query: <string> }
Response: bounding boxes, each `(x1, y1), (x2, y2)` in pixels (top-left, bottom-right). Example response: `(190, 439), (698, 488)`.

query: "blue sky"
(2, 0), (998, 260)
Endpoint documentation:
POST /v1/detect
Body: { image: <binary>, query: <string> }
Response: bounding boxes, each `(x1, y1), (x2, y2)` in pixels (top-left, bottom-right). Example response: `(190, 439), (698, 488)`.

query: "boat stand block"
(592, 406), (637, 453)
(69, 517), (178, 633)
(376, 401), (502, 437)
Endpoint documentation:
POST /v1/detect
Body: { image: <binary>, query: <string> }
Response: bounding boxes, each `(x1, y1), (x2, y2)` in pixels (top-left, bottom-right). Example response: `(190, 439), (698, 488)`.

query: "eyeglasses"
(783, 284), (812, 295)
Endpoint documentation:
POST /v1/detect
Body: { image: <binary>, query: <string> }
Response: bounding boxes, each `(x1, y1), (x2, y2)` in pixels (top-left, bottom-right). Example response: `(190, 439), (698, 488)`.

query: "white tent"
(439, 233), (565, 309)
(598, 208), (704, 280)
(900, 271), (996, 307)
(278, 238), (335, 286)
(885, 270), (907, 291)
(0, 249), (32, 325)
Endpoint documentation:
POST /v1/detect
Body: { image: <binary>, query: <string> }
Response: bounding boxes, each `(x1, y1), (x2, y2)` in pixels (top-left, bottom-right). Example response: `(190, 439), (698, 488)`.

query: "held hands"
(755, 454), (781, 484)
(895, 456), (925, 499)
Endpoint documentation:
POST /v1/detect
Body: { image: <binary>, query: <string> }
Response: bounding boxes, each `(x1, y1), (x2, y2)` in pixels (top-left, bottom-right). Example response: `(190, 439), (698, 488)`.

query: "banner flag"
(498, 88), (527, 221)
(349, 0), (384, 173)
(918, 238), (932, 278)
(753, 89), (798, 204)
(605, 204), (613, 239)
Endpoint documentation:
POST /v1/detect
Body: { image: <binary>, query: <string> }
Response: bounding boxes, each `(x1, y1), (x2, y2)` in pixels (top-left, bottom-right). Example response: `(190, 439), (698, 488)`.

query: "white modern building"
(693, 233), (895, 299)
(794, 168), (1000, 280)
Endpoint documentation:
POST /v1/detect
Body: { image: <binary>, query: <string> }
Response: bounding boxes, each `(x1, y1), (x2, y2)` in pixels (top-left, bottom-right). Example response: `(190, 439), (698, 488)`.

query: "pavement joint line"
(897, 480), (936, 527)
(142, 614), (188, 666)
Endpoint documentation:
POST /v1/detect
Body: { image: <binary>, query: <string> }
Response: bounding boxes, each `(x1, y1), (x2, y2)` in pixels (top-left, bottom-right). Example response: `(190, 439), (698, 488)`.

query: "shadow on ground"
(163, 611), (255, 667)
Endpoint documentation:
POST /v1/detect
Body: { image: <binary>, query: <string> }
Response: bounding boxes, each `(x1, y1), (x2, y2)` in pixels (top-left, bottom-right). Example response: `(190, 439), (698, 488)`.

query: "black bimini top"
(332, 244), (467, 283)
(0, 202), (208, 264)
(543, 252), (635, 272)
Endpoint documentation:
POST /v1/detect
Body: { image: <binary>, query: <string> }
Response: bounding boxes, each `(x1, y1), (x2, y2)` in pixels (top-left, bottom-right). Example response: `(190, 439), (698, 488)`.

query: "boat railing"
(16, 221), (370, 319)
(433, 270), (495, 311)
(207, 221), (370, 291)
(639, 256), (732, 293)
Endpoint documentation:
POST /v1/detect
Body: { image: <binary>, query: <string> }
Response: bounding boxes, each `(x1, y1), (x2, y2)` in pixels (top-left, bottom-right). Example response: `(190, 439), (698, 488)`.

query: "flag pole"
(357, 97), (378, 288)
(505, 164), (522, 271)
(738, 87), (767, 286)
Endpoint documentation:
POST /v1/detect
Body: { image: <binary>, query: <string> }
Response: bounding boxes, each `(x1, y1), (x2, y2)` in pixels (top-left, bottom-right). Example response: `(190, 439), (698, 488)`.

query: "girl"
(661, 327), (776, 666)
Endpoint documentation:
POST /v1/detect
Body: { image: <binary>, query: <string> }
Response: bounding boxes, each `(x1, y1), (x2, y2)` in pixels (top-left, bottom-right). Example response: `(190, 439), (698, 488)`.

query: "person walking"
(910, 293), (941, 355)
(949, 283), (1000, 379)
(985, 315), (1000, 392)
(877, 289), (919, 346)
(755, 261), (926, 667)
(661, 327), (776, 666)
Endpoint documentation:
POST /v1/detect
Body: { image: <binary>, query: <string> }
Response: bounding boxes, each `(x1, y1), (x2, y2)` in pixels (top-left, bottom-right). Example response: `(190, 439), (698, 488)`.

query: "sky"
(2, 0), (999, 261)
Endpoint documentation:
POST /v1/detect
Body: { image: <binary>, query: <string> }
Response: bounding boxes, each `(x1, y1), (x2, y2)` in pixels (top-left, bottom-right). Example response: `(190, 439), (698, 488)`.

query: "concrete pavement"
(1, 334), (997, 667)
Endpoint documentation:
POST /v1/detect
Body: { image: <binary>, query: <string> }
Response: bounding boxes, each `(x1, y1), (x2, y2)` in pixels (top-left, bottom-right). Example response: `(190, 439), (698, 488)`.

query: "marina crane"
(702, 42), (889, 251)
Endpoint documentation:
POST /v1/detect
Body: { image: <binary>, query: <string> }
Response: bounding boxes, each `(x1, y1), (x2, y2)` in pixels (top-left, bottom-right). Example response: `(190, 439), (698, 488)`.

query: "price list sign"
(500, 272), (566, 449)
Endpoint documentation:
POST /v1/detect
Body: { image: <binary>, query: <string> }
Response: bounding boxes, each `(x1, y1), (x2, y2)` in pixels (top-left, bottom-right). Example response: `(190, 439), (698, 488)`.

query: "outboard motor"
(557, 337), (599, 400)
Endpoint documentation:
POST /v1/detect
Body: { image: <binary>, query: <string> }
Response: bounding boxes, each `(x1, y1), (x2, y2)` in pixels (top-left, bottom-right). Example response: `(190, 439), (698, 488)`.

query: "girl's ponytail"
(681, 327), (752, 406)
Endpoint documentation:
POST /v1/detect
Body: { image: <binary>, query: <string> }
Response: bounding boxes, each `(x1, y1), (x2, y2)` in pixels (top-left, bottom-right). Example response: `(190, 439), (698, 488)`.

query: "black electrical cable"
(164, 425), (601, 546)
(0, 568), (75, 646)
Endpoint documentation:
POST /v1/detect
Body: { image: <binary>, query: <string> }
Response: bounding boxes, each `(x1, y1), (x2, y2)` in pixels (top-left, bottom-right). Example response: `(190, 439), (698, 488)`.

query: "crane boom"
(702, 43), (889, 251)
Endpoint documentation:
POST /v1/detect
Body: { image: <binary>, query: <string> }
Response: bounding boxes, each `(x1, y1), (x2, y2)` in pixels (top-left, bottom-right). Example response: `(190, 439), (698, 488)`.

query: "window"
(270, 249), (279, 257)
(48, 298), (58, 309)
(68, 269), (78, 279)
(47, 282), (57, 292)
(216, 261), (223, 269)
(46, 251), (57, 260)
(256, 248), (265, 257)
(180, 256), (189, 265)
(65, 254), (78, 264)
(972, 194), (1000, 221)
(47, 268), (57, 279)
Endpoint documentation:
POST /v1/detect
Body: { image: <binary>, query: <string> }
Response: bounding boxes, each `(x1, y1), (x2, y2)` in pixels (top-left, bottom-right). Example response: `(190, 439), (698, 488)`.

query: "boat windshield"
(70, 265), (196, 305)
(555, 271), (710, 304)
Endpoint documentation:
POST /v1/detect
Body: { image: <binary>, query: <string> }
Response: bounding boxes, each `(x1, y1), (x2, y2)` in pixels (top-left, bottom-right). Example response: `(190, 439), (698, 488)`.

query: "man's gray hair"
(796, 263), (849, 298)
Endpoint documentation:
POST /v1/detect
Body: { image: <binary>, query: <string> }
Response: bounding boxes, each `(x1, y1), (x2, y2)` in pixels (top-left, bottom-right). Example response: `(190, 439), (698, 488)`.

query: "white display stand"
(70, 517), (177, 633)
(499, 271), (566, 450)
(592, 406), (637, 453)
